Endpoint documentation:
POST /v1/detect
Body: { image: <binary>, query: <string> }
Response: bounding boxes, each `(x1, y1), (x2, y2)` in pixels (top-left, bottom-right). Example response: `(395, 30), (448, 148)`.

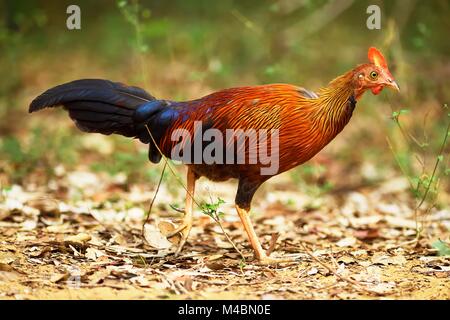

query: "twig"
(299, 243), (383, 296)
(144, 125), (199, 206)
(230, 9), (262, 34)
(385, 136), (415, 191)
(210, 213), (246, 261)
(169, 204), (185, 214)
(327, 248), (339, 269)
(141, 161), (167, 235)
(153, 269), (185, 295)
(415, 120), (450, 211)
(266, 233), (279, 257)
(284, 0), (354, 41)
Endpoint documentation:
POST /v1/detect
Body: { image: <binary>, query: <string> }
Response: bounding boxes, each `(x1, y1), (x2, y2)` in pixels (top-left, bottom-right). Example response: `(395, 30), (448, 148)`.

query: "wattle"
(371, 86), (383, 95)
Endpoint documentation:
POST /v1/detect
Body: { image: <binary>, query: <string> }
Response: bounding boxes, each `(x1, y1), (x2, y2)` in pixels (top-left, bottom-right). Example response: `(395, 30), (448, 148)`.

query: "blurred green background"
(0, 0), (448, 207)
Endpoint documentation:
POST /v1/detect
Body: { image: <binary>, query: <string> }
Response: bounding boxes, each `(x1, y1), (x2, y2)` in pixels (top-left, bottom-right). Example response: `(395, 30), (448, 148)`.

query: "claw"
(166, 213), (193, 256)
(166, 223), (188, 238)
(172, 219), (192, 256)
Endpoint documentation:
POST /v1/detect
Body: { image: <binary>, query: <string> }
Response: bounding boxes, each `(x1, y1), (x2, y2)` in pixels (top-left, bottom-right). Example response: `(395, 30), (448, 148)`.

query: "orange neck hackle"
(311, 68), (358, 135)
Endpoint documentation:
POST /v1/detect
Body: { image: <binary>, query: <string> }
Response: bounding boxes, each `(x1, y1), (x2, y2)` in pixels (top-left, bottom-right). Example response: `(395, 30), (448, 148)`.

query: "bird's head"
(353, 47), (400, 98)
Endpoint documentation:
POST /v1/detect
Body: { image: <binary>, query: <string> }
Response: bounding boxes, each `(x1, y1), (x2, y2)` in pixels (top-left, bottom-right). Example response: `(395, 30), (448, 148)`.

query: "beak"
(386, 79), (400, 92)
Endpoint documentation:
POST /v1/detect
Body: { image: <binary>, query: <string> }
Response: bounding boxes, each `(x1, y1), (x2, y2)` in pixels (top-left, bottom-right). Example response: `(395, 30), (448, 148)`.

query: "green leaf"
(399, 109), (410, 115)
(200, 198), (226, 220)
(1, 137), (25, 163)
(432, 240), (450, 256)
(139, 44), (149, 53)
(117, 0), (127, 8)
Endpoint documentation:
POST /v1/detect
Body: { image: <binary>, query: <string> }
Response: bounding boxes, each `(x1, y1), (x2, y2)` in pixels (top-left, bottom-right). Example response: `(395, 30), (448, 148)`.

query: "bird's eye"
(370, 71), (378, 80)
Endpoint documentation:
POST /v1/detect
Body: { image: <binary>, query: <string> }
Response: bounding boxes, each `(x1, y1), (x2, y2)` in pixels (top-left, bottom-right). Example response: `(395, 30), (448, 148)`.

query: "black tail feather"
(29, 79), (154, 112)
(65, 100), (135, 116)
(29, 79), (182, 164)
(29, 79), (155, 137)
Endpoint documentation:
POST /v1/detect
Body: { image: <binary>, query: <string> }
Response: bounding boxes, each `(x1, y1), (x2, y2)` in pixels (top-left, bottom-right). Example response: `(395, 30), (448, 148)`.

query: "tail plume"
(29, 79), (182, 163)
(29, 79), (155, 136)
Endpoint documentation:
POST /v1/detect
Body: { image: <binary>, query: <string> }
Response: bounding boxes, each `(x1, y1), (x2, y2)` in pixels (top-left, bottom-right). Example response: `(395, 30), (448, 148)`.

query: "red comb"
(368, 47), (388, 69)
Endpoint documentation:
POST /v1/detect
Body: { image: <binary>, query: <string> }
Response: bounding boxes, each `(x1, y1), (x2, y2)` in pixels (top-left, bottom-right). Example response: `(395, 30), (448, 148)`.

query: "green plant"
(290, 163), (334, 199)
(0, 127), (79, 182)
(117, 0), (149, 86)
(200, 197), (225, 221)
(432, 240), (450, 256)
(387, 104), (450, 237)
(90, 149), (153, 181)
(200, 196), (245, 261)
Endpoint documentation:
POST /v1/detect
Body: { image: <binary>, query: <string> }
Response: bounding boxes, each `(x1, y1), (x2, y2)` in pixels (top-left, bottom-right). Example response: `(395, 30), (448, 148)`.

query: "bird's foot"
(166, 218), (192, 257)
(166, 222), (189, 238)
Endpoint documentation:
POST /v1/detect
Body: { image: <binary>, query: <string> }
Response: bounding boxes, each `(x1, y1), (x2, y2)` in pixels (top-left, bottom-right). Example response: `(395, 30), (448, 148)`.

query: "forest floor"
(0, 167), (449, 300)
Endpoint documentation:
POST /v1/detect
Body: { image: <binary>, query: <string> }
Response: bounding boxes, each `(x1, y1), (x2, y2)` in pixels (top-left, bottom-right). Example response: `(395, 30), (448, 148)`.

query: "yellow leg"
(236, 204), (295, 265)
(167, 167), (196, 256)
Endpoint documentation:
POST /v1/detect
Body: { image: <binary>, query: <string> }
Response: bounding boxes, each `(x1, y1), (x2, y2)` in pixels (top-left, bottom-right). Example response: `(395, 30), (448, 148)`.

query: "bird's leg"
(167, 167), (197, 256)
(235, 179), (296, 265)
(235, 205), (295, 265)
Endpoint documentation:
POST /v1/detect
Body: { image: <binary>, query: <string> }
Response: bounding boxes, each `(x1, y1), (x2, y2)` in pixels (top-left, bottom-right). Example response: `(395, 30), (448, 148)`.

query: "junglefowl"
(29, 47), (399, 264)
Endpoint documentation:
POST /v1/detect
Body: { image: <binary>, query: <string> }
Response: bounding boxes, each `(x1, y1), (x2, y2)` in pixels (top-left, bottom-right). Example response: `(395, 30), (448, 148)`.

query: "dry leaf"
(388, 255), (407, 266)
(85, 247), (106, 261)
(28, 246), (51, 258)
(0, 251), (17, 264)
(144, 224), (173, 249)
(371, 253), (390, 265)
(89, 269), (111, 284)
(354, 228), (380, 240)
(111, 233), (127, 246)
(131, 275), (150, 287)
(369, 282), (396, 294)
(27, 197), (59, 215)
(350, 250), (368, 258)
(336, 237), (357, 247)
(65, 233), (92, 244)
(348, 216), (382, 227)
(371, 253), (406, 266)
(337, 255), (355, 264)
(51, 273), (69, 283)
(22, 219), (37, 230)
(206, 262), (226, 271)
(46, 224), (71, 233)
(0, 205), (12, 221)
(0, 263), (22, 281)
(307, 267), (318, 275)
(158, 220), (180, 245)
(205, 254), (223, 261)
(385, 216), (416, 229)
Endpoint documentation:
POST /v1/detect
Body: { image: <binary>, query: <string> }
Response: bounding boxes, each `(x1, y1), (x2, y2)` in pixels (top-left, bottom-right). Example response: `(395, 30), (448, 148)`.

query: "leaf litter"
(0, 170), (449, 300)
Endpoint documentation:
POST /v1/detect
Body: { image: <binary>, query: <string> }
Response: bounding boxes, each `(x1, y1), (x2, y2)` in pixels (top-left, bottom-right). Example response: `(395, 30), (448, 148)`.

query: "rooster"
(29, 47), (399, 264)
